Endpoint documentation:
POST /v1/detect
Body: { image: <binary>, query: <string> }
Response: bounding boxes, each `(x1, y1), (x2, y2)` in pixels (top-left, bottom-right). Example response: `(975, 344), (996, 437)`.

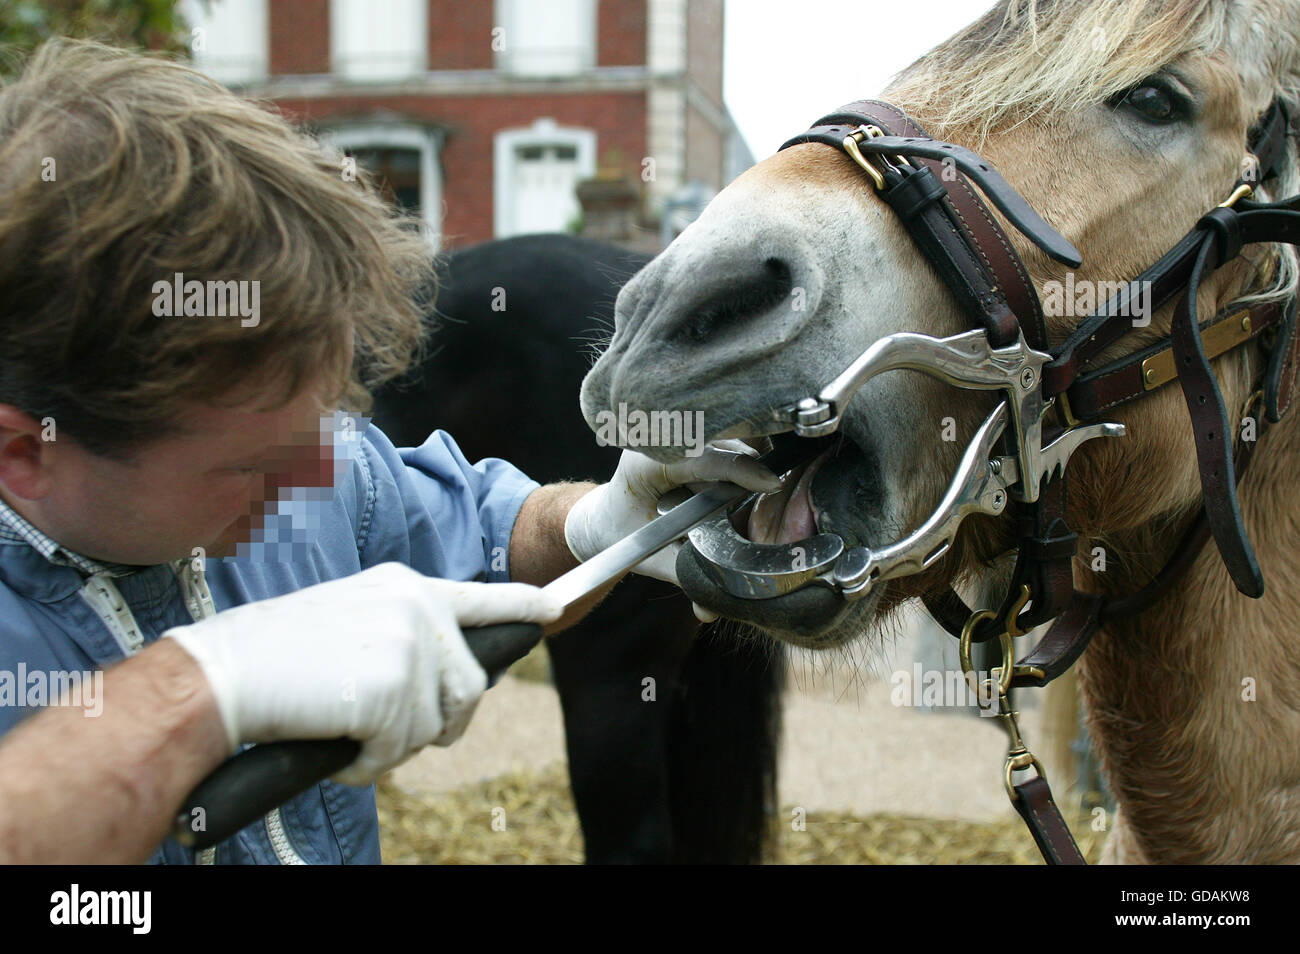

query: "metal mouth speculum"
(686, 521), (846, 599)
(689, 402), (1020, 603)
(772, 328), (1052, 501)
(683, 328), (1126, 604)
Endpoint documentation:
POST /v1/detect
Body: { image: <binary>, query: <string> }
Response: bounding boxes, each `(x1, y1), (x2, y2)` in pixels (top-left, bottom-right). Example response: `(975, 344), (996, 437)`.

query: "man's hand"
(165, 563), (562, 785)
(563, 440), (781, 587)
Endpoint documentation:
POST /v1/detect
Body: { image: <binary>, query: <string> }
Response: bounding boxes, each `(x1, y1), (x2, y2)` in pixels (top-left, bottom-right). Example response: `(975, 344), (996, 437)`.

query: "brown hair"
(0, 38), (433, 457)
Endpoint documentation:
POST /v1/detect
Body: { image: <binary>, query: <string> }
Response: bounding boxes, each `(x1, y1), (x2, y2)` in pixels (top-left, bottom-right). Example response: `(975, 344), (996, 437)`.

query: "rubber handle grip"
(172, 621), (544, 850)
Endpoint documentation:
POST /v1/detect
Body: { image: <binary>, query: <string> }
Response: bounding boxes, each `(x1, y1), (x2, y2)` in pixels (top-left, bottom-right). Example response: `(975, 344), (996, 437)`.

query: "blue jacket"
(0, 426), (538, 864)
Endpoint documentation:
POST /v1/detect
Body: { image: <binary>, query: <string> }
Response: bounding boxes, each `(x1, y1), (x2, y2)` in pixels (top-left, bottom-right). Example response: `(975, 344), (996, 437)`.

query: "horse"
(372, 233), (782, 863)
(579, 0), (1300, 864)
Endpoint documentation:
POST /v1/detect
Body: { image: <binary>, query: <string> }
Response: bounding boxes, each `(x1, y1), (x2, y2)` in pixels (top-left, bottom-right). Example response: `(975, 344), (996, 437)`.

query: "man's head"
(0, 39), (433, 563)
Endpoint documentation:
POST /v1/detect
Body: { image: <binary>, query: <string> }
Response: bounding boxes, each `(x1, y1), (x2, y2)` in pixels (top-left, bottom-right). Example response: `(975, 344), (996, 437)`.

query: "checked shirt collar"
(0, 494), (139, 579)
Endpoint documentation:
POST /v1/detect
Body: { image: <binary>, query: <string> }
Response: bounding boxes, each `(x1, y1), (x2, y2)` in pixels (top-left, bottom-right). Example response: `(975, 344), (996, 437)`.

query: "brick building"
(182, 0), (753, 250)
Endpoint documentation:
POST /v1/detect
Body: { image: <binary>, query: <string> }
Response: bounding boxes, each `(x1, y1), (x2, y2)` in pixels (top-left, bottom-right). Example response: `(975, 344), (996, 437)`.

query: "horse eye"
(1114, 82), (1187, 124)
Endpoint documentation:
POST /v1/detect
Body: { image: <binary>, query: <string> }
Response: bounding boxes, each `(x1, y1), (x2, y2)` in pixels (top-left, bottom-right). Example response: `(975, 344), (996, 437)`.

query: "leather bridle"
(734, 97), (1297, 864)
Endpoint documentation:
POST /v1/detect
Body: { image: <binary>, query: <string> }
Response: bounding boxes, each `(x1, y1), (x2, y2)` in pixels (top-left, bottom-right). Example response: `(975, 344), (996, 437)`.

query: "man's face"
(31, 381), (339, 566)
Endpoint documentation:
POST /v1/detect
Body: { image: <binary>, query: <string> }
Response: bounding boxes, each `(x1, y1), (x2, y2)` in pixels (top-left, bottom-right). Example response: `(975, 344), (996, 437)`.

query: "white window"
(331, 0), (426, 80)
(320, 123), (443, 248)
(183, 0), (268, 85)
(495, 0), (596, 76)
(494, 119), (595, 237)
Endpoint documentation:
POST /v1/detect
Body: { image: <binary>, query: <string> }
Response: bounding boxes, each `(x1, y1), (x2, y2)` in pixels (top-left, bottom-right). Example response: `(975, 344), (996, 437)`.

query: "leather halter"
(778, 97), (1298, 865)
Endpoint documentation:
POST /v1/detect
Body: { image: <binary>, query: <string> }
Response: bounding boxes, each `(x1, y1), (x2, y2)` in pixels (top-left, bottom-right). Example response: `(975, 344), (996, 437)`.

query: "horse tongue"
(746, 485), (792, 543)
(746, 453), (829, 544)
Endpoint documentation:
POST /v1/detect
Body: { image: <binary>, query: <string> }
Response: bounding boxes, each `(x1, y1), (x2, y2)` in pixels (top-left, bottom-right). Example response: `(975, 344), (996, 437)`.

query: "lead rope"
(956, 597), (1087, 864)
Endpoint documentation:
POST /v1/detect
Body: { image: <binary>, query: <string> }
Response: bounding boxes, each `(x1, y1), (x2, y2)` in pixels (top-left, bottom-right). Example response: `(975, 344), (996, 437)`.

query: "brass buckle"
(842, 125), (912, 193)
(958, 583), (1037, 699)
(842, 128), (886, 191)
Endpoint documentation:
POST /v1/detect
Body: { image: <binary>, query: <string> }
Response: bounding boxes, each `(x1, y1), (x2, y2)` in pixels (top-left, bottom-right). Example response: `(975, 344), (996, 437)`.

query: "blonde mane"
(890, 0), (1226, 137)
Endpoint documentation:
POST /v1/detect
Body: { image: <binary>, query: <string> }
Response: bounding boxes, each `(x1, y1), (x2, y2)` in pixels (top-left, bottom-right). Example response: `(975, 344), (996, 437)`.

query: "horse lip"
(675, 544), (855, 640)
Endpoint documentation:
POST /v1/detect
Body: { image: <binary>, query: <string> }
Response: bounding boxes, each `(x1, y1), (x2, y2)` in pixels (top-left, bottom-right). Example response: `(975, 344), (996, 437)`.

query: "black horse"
(373, 233), (783, 864)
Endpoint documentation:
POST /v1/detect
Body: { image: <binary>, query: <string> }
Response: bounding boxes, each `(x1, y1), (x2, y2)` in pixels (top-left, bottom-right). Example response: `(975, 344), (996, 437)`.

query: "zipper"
(264, 807), (307, 865)
(172, 558), (217, 621)
(79, 574), (209, 864)
(167, 562), (219, 866)
(79, 575), (145, 656)
(171, 560), (308, 867)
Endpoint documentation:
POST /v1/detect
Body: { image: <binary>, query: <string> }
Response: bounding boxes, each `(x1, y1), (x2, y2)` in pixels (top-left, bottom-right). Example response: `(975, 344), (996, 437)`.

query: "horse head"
(582, 0), (1300, 653)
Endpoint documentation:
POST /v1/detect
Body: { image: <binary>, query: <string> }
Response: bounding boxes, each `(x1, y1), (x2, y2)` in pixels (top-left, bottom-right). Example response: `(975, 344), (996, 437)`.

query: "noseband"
(686, 97), (1299, 864)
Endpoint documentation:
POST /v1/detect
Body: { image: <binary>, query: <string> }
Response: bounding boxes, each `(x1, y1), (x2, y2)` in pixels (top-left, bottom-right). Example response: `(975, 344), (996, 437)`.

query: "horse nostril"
(678, 257), (795, 342)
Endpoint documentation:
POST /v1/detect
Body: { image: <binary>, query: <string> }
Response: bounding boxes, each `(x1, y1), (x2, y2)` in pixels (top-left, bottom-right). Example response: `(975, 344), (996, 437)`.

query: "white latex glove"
(165, 562), (563, 785)
(564, 440), (782, 610)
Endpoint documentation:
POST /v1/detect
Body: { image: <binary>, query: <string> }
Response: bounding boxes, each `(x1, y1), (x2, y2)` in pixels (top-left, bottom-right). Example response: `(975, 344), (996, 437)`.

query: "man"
(0, 563), (565, 864)
(0, 40), (778, 864)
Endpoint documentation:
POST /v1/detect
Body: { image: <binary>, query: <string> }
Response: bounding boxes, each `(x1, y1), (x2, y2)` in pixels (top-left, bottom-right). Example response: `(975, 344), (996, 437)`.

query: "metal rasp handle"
(172, 621), (542, 849)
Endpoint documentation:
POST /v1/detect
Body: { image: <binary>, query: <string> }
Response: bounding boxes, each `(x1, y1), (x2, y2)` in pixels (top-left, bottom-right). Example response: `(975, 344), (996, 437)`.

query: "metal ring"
(958, 609), (1013, 696)
(1005, 753), (1047, 802)
(1002, 583), (1031, 638)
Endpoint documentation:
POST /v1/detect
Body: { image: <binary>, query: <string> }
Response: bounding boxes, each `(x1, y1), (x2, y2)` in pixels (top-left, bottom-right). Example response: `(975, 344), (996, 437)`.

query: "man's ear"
(0, 404), (55, 500)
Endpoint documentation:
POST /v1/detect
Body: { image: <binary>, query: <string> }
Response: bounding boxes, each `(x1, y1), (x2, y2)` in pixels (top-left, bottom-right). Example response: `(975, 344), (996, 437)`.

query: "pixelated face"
(39, 379), (350, 567)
